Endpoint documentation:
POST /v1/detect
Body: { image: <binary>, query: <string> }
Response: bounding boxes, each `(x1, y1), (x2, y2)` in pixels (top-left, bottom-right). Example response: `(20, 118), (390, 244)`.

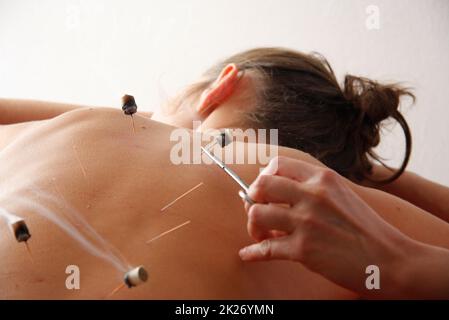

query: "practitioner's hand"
(239, 156), (420, 298)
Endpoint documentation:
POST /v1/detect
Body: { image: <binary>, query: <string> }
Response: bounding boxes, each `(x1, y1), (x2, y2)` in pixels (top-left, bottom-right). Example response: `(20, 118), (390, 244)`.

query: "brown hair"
(179, 47), (414, 184)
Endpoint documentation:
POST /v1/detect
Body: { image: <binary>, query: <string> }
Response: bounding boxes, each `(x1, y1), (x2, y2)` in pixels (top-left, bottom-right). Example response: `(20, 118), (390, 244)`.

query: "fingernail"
(239, 248), (247, 260)
(259, 165), (271, 176)
(238, 190), (246, 202)
(238, 190), (254, 206)
(259, 159), (276, 176)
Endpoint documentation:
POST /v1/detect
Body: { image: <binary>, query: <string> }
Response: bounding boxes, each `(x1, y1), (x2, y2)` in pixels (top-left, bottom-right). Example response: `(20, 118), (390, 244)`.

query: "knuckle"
(252, 175), (270, 198)
(272, 155), (286, 174)
(256, 173), (270, 188)
(292, 181), (304, 197)
(317, 168), (339, 185)
(309, 184), (329, 201)
(289, 210), (302, 226)
(261, 239), (273, 258)
(247, 219), (258, 239)
(292, 233), (313, 262)
(248, 204), (263, 224)
(300, 216), (322, 241)
(249, 185), (263, 202)
(291, 234), (306, 261)
(247, 224), (258, 240)
(286, 206), (299, 222)
(300, 212), (317, 227)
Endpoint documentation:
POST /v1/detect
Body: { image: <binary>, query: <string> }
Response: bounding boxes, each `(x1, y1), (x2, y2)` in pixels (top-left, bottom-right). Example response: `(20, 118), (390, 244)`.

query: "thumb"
(239, 237), (292, 261)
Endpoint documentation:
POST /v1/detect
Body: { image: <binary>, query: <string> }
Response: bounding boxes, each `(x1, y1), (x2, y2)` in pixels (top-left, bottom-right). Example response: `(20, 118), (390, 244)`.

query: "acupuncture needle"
(200, 146), (254, 204)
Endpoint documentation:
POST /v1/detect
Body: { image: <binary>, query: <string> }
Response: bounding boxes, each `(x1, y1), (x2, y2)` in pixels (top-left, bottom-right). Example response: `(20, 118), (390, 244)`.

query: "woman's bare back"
(0, 108), (356, 299)
(2, 107), (449, 299)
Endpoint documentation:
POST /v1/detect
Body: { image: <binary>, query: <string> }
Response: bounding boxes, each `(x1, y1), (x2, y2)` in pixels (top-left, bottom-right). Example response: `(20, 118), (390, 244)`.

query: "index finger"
(248, 174), (303, 205)
(261, 156), (322, 182)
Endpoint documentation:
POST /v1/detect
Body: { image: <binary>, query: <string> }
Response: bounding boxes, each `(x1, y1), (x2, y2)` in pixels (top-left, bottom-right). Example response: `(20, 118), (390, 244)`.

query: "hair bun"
(344, 75), (403, 124)
(343, 74), (414, 183)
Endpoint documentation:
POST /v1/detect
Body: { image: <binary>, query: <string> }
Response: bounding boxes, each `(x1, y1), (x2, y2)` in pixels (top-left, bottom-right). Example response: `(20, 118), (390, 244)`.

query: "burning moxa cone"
(0, 208), (31, 242)
(11, 220), (31, 242)
(124, 266), (148, 288)
(121, 94), (138, 116)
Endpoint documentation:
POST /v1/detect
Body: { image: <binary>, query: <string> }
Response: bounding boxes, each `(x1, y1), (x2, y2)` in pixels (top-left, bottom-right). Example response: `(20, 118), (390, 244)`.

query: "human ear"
(196, 63), (240, 115)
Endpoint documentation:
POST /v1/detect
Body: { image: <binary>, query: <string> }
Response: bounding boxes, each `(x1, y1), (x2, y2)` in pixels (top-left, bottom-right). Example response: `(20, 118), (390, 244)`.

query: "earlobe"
(196, 64), (240, 115)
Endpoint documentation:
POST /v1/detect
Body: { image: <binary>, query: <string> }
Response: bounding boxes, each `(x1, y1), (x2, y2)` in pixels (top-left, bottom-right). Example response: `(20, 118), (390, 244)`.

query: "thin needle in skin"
(72, 144), (87, 180)
(160, 182), (204, 212)
(24, 242), (34, 264)
(131, 115), (136, 134)
(146, 220), (191, 244)
(105, 282), (125, 299)
(51, 178), (81, 228)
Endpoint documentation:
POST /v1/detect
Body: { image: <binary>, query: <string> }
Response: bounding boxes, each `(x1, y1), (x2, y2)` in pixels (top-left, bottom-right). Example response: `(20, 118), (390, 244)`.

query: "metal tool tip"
(217, 129), (233, 148)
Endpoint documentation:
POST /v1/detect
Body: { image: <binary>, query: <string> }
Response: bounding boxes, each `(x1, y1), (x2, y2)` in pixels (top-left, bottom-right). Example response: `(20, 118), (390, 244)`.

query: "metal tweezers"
(201, 146), (254, 205)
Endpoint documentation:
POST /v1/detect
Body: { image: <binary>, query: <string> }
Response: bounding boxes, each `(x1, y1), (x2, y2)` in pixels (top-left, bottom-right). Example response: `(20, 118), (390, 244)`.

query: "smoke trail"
(29, 186), (131, 271)
(13, 196), (129, 272)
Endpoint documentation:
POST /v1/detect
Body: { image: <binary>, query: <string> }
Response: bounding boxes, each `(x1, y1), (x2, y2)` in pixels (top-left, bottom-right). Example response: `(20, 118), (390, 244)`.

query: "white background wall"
(1, 0), (448, 184)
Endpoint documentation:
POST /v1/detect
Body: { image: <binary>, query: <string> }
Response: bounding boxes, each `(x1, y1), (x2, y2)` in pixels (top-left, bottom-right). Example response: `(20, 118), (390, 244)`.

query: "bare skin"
(367, 165), (449, 223)
(0, 107), (357, 299)
(1, 107), (449, 299)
